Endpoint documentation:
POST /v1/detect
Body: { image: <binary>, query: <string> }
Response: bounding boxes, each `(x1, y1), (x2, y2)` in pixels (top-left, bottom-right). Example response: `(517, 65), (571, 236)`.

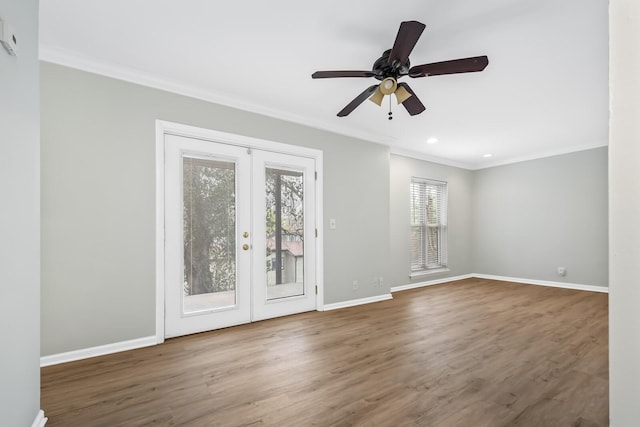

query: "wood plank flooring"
(41, 278), (609, 426)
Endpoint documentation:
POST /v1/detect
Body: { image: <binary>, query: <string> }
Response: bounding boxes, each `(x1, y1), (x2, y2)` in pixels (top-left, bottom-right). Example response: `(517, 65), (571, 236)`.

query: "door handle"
(242, 244), (249, 251)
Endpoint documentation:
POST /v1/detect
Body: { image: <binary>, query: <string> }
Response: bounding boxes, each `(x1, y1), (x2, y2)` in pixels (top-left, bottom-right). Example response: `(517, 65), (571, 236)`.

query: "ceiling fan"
(311, 21), (489, 118)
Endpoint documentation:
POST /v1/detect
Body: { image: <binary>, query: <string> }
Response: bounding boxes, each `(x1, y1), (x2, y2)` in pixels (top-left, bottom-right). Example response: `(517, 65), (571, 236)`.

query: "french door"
(164, 133), (317, 338)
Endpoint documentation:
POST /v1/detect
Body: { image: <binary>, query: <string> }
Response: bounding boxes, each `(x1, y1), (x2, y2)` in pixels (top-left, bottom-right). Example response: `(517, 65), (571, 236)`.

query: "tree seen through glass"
(265, 168), (304, 298)
(183, 157), (236, 298)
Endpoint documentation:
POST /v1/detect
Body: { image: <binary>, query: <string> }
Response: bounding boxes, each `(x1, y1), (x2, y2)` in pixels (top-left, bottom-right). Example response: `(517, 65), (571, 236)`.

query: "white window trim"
(410, 177), (448, 275)
(409, 268), (451, 279)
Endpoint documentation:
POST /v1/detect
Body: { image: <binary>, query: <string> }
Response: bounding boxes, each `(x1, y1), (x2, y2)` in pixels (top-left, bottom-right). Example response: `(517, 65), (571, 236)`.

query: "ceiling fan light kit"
(380, 77), (397, 95)
(394, 85), (412, 104)
(369, 88), (385, 106)
(312, 20), (489, 118)
(369, 77), (401, 106)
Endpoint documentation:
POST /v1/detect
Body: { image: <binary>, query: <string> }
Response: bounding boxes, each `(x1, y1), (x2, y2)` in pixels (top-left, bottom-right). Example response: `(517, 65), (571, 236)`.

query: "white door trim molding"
(155, 122), (166, 344)
(155, 120), (324, 341)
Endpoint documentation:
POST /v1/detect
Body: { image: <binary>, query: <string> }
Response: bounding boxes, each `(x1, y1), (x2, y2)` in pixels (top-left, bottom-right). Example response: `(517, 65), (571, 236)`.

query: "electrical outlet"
(379, 277), (384, 287)
(557, 267), (566, 277)
(352, 280), (358, 290)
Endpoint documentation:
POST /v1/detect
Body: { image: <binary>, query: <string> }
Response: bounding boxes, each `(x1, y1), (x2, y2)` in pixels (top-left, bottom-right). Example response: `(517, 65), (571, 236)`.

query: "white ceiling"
(39, 0), (609, 169)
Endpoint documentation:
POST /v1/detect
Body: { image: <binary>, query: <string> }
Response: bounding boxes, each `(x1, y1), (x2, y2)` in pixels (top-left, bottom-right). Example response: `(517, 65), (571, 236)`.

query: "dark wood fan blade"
(337, 85), (379, 117)
(409, 55), (489, 77)
(312, 70), (376, 79)
(388, 21), (426, 67)
(397, 82), (426, 116)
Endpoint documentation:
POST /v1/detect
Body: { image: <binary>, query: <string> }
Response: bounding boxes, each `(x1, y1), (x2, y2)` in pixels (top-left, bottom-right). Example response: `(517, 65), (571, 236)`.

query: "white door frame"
(155, 120), (324, 343)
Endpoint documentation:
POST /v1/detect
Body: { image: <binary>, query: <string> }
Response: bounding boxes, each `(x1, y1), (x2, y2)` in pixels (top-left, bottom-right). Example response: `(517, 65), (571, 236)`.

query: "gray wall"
(389, 155), (474, 286)
(41, 62), (610, 358)
(0, 0), (41, 425)
(41, 62), (392, 356)
(472, 147), (608, 287)
(609, 0), (640, 424)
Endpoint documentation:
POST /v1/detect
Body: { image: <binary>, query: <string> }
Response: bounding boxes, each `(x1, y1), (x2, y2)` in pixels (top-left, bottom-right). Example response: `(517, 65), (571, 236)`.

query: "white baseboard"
(390, 273), (608, 294)
(323, 293), (393, 311)
(40, 335), (158, 367)
(472, 274), (609, 293)
(39, 275), (606, 367)
(390, 274), (473, 293)
(32, 410), (47, 427)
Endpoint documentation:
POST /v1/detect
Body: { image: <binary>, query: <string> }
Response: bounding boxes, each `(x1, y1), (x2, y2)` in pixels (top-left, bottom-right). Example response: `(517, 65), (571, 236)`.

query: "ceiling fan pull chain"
(388, 95), (393, 120)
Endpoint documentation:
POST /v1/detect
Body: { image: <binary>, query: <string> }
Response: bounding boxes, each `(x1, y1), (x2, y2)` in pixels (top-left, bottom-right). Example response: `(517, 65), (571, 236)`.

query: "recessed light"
(426, 137), (438, 144)
(483, 154), (493, 158)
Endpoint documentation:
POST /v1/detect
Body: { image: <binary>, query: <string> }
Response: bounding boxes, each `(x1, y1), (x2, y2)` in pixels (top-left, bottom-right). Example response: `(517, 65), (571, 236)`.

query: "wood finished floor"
(41, 278), (608, 426)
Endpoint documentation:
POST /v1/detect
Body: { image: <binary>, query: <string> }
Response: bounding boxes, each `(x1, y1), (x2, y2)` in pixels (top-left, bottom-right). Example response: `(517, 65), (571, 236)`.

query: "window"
(410, 178), (448, 273)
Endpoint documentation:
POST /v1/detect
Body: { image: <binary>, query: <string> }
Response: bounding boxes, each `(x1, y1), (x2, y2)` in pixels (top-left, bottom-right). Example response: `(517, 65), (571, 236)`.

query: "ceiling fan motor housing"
(372, 49), (410, 80)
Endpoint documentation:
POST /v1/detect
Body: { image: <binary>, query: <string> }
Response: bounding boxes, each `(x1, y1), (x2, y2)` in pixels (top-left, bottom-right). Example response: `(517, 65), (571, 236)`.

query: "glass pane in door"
(183, 156), (236, 313)
(265, 167), (304, 300)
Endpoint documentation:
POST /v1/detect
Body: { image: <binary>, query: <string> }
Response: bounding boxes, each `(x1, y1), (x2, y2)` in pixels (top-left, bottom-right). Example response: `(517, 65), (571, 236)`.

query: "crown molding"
(473, 141), (609, 170)
(390, 147), (473, 170)
(39, 44), (393, 149)
(39, 44), (608, 172)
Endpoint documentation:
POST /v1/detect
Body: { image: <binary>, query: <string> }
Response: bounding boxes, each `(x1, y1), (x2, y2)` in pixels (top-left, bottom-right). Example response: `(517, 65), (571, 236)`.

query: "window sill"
(409, 268), (450, 279)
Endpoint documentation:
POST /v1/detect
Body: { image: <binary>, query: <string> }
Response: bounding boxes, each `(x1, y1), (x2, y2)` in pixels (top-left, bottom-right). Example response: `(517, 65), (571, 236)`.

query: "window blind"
(410, 178), (448, 271)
